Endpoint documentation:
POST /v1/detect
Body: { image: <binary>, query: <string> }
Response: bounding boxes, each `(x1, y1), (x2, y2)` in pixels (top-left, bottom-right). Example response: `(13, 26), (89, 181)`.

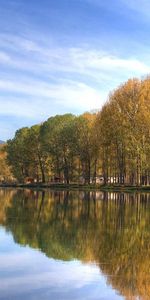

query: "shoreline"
(1, 183), (150, 192)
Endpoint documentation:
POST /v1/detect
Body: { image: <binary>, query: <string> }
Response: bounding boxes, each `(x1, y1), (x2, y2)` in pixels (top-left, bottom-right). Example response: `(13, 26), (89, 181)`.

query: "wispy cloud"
(0, 79), (103, 119)
(85, 0), (150, 18)
(0, 32), (150, 140)
(0, 51), (11, 63)
(1, 34), (150, 78)
(121, 0), (150, 17)
(0, 34), (150, 121)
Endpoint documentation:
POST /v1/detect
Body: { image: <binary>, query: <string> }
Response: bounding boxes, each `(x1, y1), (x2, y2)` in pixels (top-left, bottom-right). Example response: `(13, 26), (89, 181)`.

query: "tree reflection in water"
(0, 189), (150, 300)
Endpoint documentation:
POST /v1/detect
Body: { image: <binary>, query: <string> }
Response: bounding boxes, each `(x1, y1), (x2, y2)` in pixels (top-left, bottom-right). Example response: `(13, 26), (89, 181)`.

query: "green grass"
(1, 182), (150, 192)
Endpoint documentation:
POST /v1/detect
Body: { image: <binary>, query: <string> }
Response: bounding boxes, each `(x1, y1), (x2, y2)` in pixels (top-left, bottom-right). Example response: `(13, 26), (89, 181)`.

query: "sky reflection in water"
(0, 228), (121, 300)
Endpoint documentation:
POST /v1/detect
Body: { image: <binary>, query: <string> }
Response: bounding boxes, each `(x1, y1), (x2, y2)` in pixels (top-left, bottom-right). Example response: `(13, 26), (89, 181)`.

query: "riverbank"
(1, 183), (150, 192)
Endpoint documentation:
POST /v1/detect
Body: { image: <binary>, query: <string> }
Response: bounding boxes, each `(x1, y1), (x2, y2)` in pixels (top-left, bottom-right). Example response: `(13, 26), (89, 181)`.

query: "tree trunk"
(38, 154), (45, 183)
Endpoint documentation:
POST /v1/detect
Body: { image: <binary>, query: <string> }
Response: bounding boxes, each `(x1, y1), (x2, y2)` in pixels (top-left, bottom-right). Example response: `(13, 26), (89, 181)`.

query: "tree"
(40, 114), (76, 183)
(6, 127), (30, 182)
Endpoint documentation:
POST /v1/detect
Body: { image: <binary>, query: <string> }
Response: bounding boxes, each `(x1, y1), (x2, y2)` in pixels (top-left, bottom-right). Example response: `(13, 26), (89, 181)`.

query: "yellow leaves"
(0, 145), (12, 181)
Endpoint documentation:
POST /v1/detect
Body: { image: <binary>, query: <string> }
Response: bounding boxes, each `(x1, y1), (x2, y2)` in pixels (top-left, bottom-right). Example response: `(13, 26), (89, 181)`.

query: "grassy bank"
(1, 183), (150, 192)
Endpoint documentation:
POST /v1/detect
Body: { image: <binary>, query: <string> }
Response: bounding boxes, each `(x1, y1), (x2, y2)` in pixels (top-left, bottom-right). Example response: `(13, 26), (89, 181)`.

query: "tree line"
(5, 77), (150, 185)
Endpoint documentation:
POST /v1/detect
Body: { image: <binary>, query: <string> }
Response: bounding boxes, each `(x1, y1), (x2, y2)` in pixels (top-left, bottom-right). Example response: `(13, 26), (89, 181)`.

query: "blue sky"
(1, 0), (150, 140)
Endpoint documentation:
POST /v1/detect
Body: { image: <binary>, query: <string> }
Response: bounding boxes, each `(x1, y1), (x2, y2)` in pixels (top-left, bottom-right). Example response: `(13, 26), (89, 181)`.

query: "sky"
(1, 0), (150, 140)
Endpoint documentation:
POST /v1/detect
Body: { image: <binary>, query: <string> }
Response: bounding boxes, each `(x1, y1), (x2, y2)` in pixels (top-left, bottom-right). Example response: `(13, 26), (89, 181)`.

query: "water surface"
(0, 189), (150, 300)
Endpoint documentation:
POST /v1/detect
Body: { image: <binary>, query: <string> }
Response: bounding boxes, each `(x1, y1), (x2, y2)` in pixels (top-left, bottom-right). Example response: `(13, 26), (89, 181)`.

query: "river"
(0, 188), (149, 300)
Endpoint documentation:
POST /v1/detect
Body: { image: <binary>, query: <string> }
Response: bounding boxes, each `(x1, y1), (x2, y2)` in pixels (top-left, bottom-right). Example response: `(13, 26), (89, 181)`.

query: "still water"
(0, 189), (150, 300)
